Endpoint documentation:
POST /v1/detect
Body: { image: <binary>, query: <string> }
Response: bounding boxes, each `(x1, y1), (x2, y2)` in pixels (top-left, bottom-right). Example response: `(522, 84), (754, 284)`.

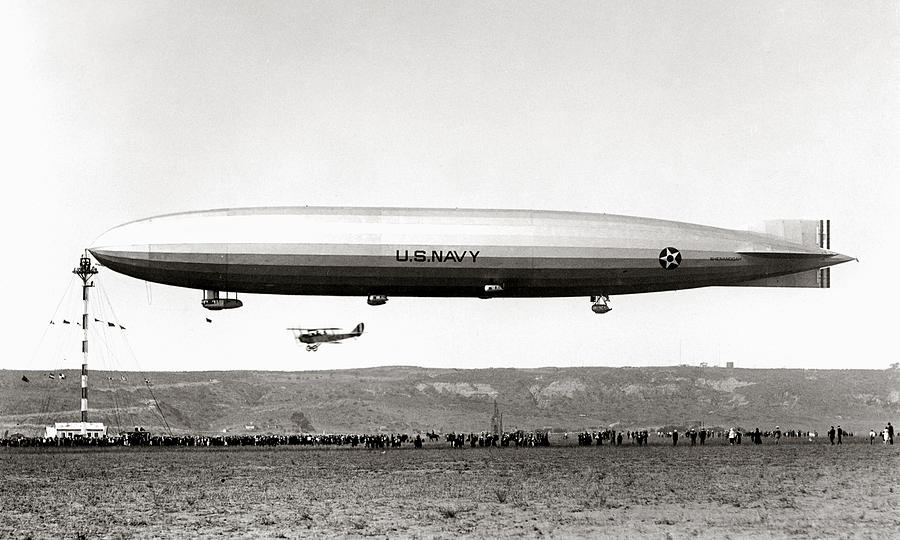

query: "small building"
(45, 422), (107, 439)
(726, 361), (734, 368)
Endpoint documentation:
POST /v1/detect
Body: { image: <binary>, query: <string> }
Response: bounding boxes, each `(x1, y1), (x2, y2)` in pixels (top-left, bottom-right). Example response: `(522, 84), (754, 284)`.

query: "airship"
(89, 207), (854, 313)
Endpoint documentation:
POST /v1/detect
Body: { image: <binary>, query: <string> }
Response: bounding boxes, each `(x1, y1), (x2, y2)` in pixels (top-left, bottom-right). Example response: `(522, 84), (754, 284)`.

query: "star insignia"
(658, 247), (682, 269)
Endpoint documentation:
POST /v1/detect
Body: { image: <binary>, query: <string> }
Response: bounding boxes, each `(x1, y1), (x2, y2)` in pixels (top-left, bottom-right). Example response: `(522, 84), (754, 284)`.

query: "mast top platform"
(73, 254), (98, 283)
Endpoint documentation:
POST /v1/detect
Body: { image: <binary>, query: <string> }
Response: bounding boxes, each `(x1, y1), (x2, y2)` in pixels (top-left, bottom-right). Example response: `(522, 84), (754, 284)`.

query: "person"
(869, 429), (876, 444)
(753, 428), (762, 445)
(689, 428), (697, 446)
(836, 425), (843, 445)
(672, 429), (678, 447)
(828, 426), (836, 445)
(888, 422), (894, 445)
(728, 427), (736, 445)
(884, 427), (890, 445)
(773, 426), (782, 445)
(699, 429), (707, 445)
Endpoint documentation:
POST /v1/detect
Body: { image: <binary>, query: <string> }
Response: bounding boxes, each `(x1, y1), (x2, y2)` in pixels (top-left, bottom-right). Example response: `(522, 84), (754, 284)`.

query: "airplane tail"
(352, 323), (364, 335)
(740, 219), (832, 288)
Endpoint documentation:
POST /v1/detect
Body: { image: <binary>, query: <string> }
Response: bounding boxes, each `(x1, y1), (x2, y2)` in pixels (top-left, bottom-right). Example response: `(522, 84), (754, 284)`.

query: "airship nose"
(88, 221), (150, 272)
(87, 246), (119, 268)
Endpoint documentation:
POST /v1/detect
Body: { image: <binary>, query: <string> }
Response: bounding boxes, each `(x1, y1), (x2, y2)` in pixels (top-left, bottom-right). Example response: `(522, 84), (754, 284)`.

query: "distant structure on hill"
(726, 362), (735, 368)
(491, 400), (503, 436)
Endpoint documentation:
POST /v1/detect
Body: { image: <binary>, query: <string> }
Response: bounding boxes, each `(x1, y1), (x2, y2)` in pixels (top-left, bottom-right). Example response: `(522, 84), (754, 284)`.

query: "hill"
(1, 366), (898, 437)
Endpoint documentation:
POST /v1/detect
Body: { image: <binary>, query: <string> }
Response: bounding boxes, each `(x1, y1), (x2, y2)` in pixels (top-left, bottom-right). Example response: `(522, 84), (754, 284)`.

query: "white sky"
(1, 1), (897, 372)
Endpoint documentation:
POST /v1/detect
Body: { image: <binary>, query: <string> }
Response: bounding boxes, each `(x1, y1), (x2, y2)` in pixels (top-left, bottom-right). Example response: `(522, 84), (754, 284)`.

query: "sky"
(1, 1), (897, 373)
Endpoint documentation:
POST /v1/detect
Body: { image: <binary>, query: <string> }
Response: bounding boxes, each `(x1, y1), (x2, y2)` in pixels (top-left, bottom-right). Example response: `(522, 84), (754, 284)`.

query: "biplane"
(287, 323), (364, 351)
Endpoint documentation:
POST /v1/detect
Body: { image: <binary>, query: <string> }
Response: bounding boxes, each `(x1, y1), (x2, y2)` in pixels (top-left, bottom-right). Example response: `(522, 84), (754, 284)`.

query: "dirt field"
(1, 440), (897, 539)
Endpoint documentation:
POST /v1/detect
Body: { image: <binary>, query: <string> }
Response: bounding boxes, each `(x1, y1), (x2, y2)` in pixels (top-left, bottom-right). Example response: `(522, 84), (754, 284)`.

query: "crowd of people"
(0, 429), (551, 449)
(576, 425), (896, 447)
(866, 423), (894, 445)
(444, 430), (550, 448)
(576, 429), (650, 446)
(0, 423), (894, 449)
(574, 427), (807, 447)
(0, 431), (418, 449)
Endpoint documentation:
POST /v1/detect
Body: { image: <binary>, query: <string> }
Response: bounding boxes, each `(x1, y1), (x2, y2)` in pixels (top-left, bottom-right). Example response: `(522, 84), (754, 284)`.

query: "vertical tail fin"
(352, 323), (364, 335)
(741, 219), (833, 288)
(817, 219), (830, 288)
(749, 219), (828, 248)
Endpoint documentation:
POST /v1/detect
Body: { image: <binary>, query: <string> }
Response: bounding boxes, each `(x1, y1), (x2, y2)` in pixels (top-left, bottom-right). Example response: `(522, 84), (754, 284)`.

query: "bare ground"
(1, 440), (897, 539)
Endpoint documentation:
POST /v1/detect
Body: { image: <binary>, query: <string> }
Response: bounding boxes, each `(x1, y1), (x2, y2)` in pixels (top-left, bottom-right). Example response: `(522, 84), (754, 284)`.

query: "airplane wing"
(286, 327), (341, 331)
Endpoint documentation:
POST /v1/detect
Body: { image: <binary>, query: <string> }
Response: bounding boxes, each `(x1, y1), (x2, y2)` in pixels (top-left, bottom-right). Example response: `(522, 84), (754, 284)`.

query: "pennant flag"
(58, 373), (66, 380)
(119, 325), (126, 330)
(95, 318), (101, 323)
(63, 320), (70, 324)
(49, 321), (55, 325)
(120, 375), (128, 382)
(76, 323), (81, 327)
(107, 322), (115, 327)
(21, 375), (29, 383)
(205, 318), (212, 323)
(48, 373), (55, 379)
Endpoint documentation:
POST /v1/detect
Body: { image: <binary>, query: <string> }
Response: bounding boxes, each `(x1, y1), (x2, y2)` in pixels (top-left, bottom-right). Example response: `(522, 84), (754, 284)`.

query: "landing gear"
(591, 295), (611, 314)
(305, 344), (320, 352)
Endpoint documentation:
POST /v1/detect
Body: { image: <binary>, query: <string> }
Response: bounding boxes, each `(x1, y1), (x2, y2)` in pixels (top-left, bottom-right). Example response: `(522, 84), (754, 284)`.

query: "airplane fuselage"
(299, 332), (356, 344)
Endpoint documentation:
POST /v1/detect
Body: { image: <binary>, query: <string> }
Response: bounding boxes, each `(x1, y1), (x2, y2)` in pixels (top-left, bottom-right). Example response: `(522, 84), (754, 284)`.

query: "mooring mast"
(72, 253), (98, 422)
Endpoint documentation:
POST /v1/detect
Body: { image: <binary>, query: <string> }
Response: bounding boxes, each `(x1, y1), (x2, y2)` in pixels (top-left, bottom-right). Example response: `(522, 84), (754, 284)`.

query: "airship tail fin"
(735, 269), (830, 288)
(748, 219), (829, 248)
(740, 218), (833, 288)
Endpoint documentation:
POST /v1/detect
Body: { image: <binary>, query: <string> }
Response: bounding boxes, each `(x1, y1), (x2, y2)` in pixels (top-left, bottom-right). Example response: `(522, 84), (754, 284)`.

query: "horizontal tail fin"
(735, 268), (830, 288)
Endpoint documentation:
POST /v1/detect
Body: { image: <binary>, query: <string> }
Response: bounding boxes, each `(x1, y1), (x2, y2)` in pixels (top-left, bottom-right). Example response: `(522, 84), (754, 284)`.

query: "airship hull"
(89, 207), (853, 298)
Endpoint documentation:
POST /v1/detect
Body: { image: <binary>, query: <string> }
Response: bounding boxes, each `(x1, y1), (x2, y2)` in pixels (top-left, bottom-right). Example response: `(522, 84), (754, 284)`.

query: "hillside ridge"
(2, 366), (897, 436)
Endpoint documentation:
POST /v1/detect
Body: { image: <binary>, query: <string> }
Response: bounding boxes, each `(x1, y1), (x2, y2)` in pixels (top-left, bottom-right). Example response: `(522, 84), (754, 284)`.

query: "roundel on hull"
(658, 247), (682, 269)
